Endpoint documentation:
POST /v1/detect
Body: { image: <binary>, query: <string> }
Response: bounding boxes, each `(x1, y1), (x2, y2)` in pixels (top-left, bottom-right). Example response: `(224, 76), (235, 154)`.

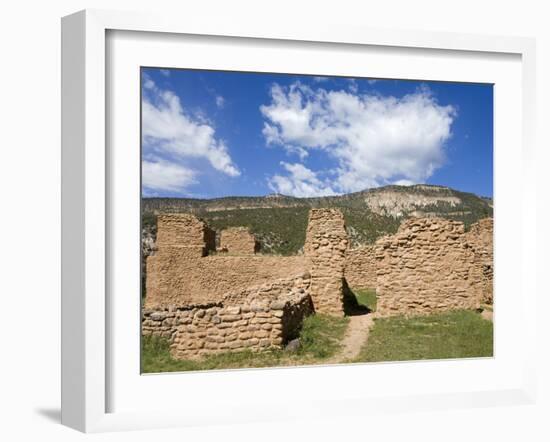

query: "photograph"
(140, 67), (494, 373)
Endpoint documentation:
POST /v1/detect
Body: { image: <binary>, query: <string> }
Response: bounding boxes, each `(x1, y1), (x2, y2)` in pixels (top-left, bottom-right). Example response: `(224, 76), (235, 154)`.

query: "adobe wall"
(142, 275), (313, 359)
(145, 254), (308, 308)
(146, 213), (310, 308)
(156, 214), (216, 257)
(219, 227), (260, 255)
(344, 245), (377, 289)
(465, 218), (494, 304)
(304, 209), (348, 316)
(375, 217), (484, 317)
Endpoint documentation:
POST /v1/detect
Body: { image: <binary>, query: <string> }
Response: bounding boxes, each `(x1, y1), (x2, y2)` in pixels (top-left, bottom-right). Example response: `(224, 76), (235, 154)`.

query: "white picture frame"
(61, 9), (537, 433)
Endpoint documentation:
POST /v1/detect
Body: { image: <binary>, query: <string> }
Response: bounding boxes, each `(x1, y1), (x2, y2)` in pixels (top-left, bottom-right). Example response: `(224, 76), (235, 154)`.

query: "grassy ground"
(142, 288), (493, 372)
(142, 314), (349, 373)
(353, 288), (377, 312)
(354, 309), (493, 363)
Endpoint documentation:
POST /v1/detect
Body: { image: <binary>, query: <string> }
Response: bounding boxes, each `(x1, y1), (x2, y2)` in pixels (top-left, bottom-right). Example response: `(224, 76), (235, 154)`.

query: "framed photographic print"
(61, 9), (537, 433)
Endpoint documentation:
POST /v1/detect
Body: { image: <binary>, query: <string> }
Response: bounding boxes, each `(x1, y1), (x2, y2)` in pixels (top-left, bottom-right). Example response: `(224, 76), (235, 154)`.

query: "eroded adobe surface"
(344, 245), (377, 289)
(304, 209), (348, 317)
(374, 217), (486, 317)
(145, 214), (308, 308)
(156, 214), (216, 257)
(142, 274), (313, 359)
(219, 227), (260, 255)
(464, 218), (494, 304)
(142, 209), (493, 358)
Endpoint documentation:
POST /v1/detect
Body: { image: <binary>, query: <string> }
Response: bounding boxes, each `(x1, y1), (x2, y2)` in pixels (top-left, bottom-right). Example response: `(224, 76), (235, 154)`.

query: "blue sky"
(141, 68), (493, 199)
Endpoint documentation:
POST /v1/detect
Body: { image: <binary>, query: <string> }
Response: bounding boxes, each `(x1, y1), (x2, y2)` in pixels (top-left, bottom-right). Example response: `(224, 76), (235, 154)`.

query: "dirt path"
(328, 313), (374, 363)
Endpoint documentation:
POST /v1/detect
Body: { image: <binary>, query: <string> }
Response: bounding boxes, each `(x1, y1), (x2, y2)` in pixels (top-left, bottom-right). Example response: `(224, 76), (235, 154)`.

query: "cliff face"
(363, 190), (461, 217)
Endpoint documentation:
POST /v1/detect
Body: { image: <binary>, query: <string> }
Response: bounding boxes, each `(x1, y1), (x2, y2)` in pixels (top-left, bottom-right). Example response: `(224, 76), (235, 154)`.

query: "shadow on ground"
(34, 407), (61, 423)
(343, 281), (371, 316)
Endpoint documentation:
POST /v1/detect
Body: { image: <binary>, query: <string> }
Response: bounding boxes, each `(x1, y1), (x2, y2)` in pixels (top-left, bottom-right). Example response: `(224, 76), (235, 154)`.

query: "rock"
(285, 338), (301, 352)
(150, 312), (166, 321)
(270, 300), (286, 310)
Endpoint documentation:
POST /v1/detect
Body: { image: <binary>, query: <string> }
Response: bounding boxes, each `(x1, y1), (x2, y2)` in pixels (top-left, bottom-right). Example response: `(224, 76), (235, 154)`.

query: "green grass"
(142, 313), (349, 373)
(353, 288), (377, 312)
(355, 310), (493, 363)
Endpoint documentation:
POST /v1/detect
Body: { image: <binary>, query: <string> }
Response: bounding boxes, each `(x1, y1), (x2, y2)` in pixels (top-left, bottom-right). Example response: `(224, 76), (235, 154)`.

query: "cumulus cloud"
(142, 77), (240, 191)
(142, 158), (197, 192)
(268, 162), (336, 198)
(260, 82), (456, 195)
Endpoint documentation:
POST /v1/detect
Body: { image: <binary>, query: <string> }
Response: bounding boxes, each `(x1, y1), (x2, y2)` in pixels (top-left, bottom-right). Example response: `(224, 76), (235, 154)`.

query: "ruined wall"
(146, 214), (309, 308)
(219, 227), (259, 255)
(145, 255), (308, 308)
(465, 218), (494, 304)
(156, 214), (215, 257)
(304, 209), (348, 316)
(375, 217), (484, 317)
(344, 245), (377, 289)
(142, 275), (313, 359)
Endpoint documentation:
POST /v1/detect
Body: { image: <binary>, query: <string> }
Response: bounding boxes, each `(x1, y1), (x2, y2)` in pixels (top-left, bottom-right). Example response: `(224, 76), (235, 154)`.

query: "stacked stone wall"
(142, 275), (313, 359)
(145, 211), (494, 358)
(156, 214), (215, 257)
(304, 209), (348, 316)
(219, 227), (260, 255)
(344, 245), (377, 289)
(375, 217), (484, 317)
(465, 218), (494, 304)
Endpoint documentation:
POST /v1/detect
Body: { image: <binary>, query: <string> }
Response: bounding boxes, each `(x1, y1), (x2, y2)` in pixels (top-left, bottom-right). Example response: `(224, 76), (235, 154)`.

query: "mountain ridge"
(143, 184), (492, 219)
(141, 184), (492, 256)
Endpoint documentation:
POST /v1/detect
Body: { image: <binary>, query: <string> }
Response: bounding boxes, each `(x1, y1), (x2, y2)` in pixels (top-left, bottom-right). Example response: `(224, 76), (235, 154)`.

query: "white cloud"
(260, 82), (456, 195)
(268, 162), (336, 198)
(312, 76), (329, 83)
(142, 78), (240, 178)
(159, 69), (170, 77)
(143, 77), (155, 90)
(392, 179), (416, 186)
(142, 158), (197, 192)
(347, 79), (358, 93)
(215, 95), (225, 109)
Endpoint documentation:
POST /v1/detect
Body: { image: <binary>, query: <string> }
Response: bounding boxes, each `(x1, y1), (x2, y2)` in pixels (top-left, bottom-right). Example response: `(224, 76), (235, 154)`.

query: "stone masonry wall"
(304, 209), (348, 316)
(145, 254), (308, 308)
(146, 214), (308, 308)
(219, 227), (260, 255)
(142, 275), (313, 359)
(344, 245), (377, 289)
(156, 214), (215, 257)
(375, 217), (484, 317)
(465, 218), (494, 304)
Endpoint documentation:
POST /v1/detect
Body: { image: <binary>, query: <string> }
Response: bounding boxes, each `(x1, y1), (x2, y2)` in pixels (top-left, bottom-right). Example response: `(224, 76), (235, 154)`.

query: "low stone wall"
(142, 275), (313, 359)
(375, 217), (483, 317)
(344, 245), (377, 289)
(304, 209), (348, 316)
(465, 218), (494, 304)
(219, 227), (260, 255)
